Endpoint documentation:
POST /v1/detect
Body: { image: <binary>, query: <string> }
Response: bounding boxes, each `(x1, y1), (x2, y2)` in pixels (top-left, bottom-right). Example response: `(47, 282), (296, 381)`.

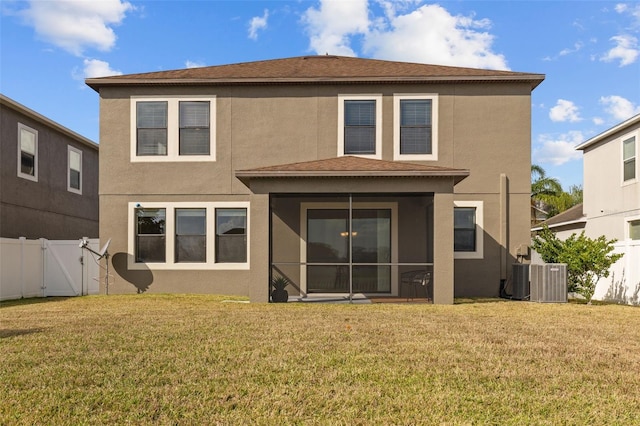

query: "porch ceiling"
(236, 156), (470, 188)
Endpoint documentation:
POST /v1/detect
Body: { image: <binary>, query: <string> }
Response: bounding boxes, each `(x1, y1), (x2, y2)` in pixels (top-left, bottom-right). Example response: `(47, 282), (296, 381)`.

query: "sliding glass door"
(306, 208), (391, 293)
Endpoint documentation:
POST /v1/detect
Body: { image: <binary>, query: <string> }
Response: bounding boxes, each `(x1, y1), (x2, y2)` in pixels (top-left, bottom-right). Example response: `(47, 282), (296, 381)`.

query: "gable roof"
(236, 155), (469, 184)
(86, 55), (544, 92)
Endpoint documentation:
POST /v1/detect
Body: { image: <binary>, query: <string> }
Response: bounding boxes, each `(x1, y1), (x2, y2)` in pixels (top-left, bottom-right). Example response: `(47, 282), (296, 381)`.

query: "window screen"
(216, 208), (247, 263)
(137, 101), (168, 156)
(69, 149), (81, 191)
(623, 137), (636, 181)
(20, 127), (37, 176)
(136, 208), (166, 262)
(454, 207), (476, 252)
(175, 208), (206, 262)
(400, 99), (432, 154)
(630, 220), (640, 240)
(344, 100), (376, 155)
(179, 101), (210, 155)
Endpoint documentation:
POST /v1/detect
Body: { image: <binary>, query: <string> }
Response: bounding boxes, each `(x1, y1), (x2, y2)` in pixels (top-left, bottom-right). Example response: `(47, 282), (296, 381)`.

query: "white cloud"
(19, 0), (133, 56)
(599, 95), (640, 121)
(185, 60), (206, 69)
(534, 132), (585, 165)
(549, 99), (582, 123)
(302, 0), (369, 56)
(615, 3), (640, 25)
(364, 4), (508, 69)
(82, 58), (122, 78)
(248, 9), (269, 40)
(592, 117), (605, 125)
(600, 34), (639, 66)
(301, 0), (508, 69)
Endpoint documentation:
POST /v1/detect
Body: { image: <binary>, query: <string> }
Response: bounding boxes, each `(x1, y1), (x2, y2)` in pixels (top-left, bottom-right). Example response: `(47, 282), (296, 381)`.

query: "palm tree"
(531, 164), (562, 199)
(531, 165), (582, 218)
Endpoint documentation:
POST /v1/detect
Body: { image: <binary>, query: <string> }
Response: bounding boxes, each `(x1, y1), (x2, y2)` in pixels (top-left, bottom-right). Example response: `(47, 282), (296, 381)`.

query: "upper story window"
(338, 95), (382, 159)
(131, 96), (216, 162)
(17, 123), (38, 181)
(454, 201), (484, 259)
(67, 146), (82, 194)
(623, 136), (636, 182)
(394, 94), (438, 161)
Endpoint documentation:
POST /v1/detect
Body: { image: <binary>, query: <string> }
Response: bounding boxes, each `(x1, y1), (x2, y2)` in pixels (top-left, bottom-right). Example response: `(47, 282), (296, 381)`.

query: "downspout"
(499, 174), (510, 298)
(348, 193), (353, 304)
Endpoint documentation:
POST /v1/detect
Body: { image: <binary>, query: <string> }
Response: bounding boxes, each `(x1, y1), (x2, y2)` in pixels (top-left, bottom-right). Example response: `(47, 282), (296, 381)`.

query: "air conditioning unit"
(511, 263), (530, 300)
(530, 263), (567, 303)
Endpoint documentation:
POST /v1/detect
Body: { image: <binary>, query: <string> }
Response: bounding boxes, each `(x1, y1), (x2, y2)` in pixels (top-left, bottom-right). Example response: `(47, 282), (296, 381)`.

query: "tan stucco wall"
(98, 81), (534, 301)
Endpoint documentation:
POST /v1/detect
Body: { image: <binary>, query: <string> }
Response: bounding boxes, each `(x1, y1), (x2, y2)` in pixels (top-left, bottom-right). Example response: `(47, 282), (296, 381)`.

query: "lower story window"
(216, 208), (247, 263)
(629, 219), (640, 240)
(454, 207), (476, 252)
(130, 202), (249, 269)
(453, 201), (484, 259)
(175, 208), (206, 263)
(136, 208), (166, 262)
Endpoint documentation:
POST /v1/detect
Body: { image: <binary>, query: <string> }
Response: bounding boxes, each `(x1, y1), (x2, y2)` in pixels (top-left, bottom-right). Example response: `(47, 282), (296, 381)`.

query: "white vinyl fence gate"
(0, 237), (101, 301)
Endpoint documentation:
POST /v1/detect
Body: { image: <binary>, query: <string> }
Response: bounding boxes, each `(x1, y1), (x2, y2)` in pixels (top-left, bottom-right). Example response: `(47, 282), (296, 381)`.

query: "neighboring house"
(531, 202), (549, 228)
(0, 94), (99, 240)
(531, 203), (585, 240)
(576, 113), (640, 302)
(576, 113), (640, 241)
(86, 55), (544, 303)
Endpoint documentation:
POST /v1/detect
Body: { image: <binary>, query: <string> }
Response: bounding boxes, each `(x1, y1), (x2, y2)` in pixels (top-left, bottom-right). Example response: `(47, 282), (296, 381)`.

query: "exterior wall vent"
(511, 263), (530, 300)
(530, 263), (567, 303)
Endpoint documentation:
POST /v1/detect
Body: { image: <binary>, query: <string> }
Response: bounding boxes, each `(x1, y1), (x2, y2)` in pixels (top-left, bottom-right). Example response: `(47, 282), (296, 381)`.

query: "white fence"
(593, 240), (640, 305)
(0, 237), (102, 301)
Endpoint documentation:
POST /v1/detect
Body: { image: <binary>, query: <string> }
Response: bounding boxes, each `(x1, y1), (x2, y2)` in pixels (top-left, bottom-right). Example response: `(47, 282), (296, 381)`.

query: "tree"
(531, 165), (583, 217)
(532, 225), (623, 303)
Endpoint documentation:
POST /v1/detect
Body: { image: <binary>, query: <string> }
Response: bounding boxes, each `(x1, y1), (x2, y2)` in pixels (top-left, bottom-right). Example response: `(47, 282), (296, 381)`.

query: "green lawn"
(1, 295), (639, 425)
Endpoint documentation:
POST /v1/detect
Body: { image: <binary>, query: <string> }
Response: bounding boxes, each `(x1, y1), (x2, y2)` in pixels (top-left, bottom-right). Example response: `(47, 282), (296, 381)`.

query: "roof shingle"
(86, 55), (544, 91)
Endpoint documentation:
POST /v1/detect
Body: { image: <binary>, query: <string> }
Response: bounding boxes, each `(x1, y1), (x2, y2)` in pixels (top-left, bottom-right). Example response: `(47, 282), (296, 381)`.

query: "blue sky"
(2, 0), (639, 189)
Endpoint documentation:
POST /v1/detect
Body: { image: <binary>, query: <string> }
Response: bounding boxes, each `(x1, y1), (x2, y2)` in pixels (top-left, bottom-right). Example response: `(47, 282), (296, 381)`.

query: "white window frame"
(130, 96), (216, 162)
(621, 132), (638, 185)
(17, 123), (38, 182)
(128, 201), (249, 270)
(393, 94), (438, 161)
(453, 201), (484, 259)
(67, 145), (83, 194)
(337, 94), (383, 159)
(625, 215), (640, 241)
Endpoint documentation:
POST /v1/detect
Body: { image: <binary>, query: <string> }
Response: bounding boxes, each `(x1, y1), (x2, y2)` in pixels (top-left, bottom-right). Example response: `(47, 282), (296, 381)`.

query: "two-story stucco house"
(0, 94), (99, 240)
(576, 113), (640, 301)
(86, 55), (544, 303)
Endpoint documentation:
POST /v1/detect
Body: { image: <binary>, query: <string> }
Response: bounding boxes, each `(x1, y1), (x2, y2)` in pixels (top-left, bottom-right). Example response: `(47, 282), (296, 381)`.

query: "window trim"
(128, 201), (249, 270)
(622, 133), (637, 185)
(625, 215), (640, 241)
(67, 145), (83, 194)
(17, 123), (38, 182)
(130, 96), (216, 162)
(337, 94), (382, 159)
(454, 201), (484, 259)
(393, 94), (438, 161)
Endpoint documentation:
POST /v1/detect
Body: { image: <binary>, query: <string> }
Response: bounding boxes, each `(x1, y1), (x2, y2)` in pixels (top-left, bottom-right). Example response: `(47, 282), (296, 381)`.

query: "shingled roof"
(86, 55), (544, 91)
(235, 156), (469, 184)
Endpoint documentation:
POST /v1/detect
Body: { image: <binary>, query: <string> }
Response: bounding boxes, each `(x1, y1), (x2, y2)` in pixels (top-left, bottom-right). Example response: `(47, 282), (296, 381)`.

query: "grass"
(2, 295), (640, 425)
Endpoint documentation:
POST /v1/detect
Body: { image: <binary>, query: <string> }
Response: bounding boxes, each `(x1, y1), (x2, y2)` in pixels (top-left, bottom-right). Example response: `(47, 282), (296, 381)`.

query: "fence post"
(40, 238), (47, 297)
(19, 237), (26, 299)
